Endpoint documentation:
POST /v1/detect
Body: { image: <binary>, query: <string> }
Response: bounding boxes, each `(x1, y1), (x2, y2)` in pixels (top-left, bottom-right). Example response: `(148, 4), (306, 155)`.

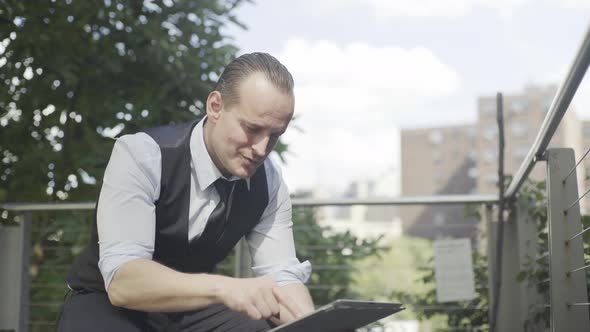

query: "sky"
(225, 0), (590, 194)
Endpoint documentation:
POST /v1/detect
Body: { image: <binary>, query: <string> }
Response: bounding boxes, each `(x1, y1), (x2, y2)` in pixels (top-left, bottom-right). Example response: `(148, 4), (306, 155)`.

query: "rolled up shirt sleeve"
(96, 133), (161, 290)
(251, 258), (312, 286)
(98, 242), (154, 289)
(246, 157), (312, 286)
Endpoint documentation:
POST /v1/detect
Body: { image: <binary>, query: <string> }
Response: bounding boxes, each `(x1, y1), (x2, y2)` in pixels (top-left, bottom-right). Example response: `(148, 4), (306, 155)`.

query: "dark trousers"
(56, 290), (275, 332)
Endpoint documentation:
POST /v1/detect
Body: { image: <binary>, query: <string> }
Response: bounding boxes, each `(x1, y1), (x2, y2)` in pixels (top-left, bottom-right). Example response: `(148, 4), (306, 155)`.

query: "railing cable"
(563, 145), (590, 182)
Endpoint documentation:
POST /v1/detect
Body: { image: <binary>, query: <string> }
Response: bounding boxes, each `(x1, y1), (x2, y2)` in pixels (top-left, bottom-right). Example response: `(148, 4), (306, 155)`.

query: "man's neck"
(202, 118), (231, 179)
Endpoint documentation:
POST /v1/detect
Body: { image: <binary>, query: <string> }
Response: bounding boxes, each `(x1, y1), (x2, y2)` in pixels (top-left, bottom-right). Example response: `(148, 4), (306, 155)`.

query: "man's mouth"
(242, 155), (261, 165)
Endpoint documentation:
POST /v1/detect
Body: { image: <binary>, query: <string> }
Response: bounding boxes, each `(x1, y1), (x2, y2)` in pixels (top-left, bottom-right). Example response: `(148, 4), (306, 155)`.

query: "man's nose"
(252, 136), (269, 159)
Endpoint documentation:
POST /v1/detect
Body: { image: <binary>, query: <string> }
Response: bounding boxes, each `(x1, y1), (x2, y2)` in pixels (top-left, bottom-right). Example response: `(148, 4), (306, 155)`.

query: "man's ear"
(206, 91), (224, 123)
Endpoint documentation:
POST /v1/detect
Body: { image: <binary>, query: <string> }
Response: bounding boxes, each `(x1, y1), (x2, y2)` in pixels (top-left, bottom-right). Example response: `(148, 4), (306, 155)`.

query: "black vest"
(67, 120), (269, 292)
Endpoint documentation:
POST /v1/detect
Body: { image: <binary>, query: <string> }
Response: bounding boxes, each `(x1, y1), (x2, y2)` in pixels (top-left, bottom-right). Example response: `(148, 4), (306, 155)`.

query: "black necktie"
(208, 178), (235, 238)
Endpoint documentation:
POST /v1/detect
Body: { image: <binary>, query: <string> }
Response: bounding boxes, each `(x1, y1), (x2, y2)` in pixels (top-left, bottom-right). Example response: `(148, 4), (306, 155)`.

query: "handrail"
(0, 194), (498, 211)
(292, 195), (497, 206)
(505, 25), (590, 199)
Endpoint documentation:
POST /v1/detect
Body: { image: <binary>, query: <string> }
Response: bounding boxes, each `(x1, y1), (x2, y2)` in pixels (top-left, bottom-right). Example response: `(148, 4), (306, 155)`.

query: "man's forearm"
(107, 257), (314, 321)
(280, 282), (314, 313)
(107, 258), (224, 312)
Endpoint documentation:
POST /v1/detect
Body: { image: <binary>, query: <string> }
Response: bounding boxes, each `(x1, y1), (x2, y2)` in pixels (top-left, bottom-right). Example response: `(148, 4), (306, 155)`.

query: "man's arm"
(248, 159), (315, 324)
(108, 258), (301, 321)
(107, 258), (218, 312)
(281, 282), (314, 313)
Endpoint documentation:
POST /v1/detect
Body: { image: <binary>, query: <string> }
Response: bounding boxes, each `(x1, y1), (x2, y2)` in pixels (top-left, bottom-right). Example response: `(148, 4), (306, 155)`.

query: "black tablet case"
(269, 299), (404, 332)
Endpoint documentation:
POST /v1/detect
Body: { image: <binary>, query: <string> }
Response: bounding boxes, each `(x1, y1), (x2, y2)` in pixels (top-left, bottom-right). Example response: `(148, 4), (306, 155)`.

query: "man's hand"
(269, 287), (305, 325)
(216, 276), (303, 321)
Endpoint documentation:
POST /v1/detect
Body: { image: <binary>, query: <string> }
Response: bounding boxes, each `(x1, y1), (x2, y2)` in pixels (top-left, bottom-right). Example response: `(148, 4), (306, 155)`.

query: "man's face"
(207, 72), (294, 178)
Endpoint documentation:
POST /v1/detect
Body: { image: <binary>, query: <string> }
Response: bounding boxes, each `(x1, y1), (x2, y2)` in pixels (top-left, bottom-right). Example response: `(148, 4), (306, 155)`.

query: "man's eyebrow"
(241, 120), (263, 129)
(240, 119), (287, 135)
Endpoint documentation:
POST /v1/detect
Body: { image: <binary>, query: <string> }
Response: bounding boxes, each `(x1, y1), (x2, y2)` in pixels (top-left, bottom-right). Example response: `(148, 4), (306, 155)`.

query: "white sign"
(433, 238), (477, 303)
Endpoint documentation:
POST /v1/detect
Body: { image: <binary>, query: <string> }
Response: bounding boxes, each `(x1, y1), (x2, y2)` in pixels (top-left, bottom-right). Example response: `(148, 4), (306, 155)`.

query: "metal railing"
(0, 194), (498, 210)
(488, 24), (590, 332)
(505, 25), (590, 199)
(0, 199), (492, 332)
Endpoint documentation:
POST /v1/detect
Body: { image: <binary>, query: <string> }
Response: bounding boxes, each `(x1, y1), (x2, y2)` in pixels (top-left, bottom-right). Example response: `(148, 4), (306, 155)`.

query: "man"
(57, 52), (314, 331)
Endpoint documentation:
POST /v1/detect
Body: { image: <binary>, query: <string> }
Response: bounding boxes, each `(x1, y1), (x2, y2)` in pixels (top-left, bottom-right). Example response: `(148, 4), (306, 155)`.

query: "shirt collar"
(190, 117), (251, 191)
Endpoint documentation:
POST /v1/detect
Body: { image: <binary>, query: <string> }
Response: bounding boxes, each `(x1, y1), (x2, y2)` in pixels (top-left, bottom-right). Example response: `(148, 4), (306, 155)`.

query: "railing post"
(485, 203), (499, 326)
(20, 211), (31, 332)
(546, 148), (590, 331)
(486, 197), (544, 331)
(0, 212), (31, 332)
(515, 196), (544, 331)
(488, 202), (531, 332)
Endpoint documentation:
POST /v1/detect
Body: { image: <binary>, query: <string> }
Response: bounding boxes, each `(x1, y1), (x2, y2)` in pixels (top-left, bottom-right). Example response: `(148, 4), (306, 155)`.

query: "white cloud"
(559, 0), (590, 9)
(273, 38), (461, 192)
(305, 0), (587, 19)
(281, 125), (400, 193)
(326, 0), (473, 19)
(278, 38), (460, 114)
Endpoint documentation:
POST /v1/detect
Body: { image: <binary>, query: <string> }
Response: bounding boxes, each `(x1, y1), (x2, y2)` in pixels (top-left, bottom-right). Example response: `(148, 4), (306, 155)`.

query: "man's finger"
(254, 294), (272, 319)
(263, 288), (280, 316)
(272, 286), (303, 319)
(245, 303), (262, 320)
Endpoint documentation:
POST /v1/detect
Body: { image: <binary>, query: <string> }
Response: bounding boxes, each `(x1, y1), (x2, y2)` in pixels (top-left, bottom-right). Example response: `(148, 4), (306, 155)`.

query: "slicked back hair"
(213, 52), (294, 107)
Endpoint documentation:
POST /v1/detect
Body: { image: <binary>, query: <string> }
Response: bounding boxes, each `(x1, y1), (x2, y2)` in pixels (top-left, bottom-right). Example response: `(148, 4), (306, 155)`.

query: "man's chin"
(237, 163), (260, 178)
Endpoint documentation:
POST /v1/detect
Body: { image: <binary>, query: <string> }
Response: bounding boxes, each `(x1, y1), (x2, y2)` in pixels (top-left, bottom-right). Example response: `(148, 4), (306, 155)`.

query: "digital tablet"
(269, 299), (404, 332)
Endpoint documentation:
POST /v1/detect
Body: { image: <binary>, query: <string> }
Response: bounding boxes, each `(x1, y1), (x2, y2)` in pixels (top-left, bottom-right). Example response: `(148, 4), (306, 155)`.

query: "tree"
(352, 237), (440, 323)
(0, 0), (246, 205)
(290, 199), (385, 305)
(391, 251), (490, 331)
(0, 1), (248, 330)
(0, 3), (381, 330)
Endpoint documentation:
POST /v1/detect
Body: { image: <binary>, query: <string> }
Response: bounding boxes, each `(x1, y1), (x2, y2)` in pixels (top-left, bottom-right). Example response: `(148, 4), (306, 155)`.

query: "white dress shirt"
(96, 118), (311, 290)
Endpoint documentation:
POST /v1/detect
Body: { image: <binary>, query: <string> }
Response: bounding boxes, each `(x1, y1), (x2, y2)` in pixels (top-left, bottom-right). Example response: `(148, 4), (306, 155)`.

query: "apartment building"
(476, 85), (583, 196)
(401, 125), (478, 239)
(401, 85), (584, 239)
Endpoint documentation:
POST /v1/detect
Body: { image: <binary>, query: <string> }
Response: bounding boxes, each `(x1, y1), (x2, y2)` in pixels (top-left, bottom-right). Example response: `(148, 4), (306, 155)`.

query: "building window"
(468, 167), (478, 178)
(486, 173), (498, 186)
(511, 122), (528, 138)
(484, 149), (497, 163)
(510, 99), (528, 114)
(480, 101), (496, 114)
(432, 150), (442, 164)
(483, 126), (498, 140)
(433, 173), (443, 186)
(429, 130), (443, 145)
(452, 130), (463, 140)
